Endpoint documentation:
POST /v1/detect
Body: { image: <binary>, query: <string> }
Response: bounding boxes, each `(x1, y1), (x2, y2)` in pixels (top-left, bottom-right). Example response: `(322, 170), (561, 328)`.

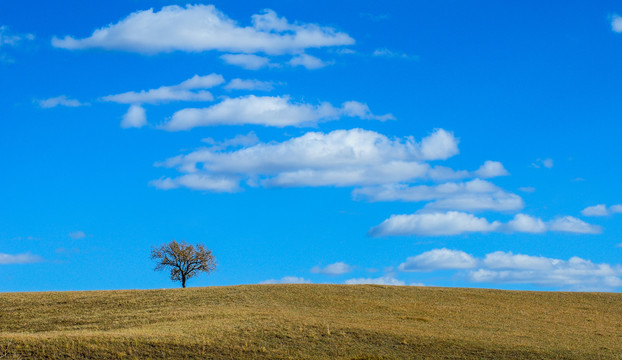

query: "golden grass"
(1, 285), (621, 359)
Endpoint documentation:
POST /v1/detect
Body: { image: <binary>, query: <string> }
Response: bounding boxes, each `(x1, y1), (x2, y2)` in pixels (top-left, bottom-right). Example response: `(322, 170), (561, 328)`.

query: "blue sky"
(2, 0), (622, 292)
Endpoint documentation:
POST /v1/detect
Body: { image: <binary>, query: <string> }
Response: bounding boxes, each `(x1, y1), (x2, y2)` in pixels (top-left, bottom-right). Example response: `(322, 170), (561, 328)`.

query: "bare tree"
(150, 240), (217, 288)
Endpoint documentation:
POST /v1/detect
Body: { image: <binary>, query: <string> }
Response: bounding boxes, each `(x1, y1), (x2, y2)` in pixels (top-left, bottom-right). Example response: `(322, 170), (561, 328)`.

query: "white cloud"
(397, 249), (622, 291)
(52, 5), (354, 55)
(612, 14), (622, 33)
(354, 179), (524, 212)
(482, 251), (554, 270)
(398, 248), (477, 272)
(310, 262), (354, 275)
(0, 26), (34, 47)
(102, 74), (223, 104)
(0, 252), (42, 264)
(372, 48), (414, 60)
(260, 276), (312, 284)
(370, 211), (501, 237)
(38, 95), (85, 108)
(505, 214), (547, 233)
(581, 204), (622, 217)
(371, 211), (601, 237)
(149, 174), (240, 192)
(474, 161), (509, 178)
(469, 253), (622, 291)
(532, 158), (553, 169)
(288, 53), (329, 69)
(155, 128), (460, 191)
(548, 216), (602, 234)
(164, 96), (394, 130)
(224, 78), (274, 91)
(121, 105), (147, 129)
(69, 230), (86, 240)
(202, 132), (260, 150)
(345, 276), (405, 286)
(221, 54), (272, 70)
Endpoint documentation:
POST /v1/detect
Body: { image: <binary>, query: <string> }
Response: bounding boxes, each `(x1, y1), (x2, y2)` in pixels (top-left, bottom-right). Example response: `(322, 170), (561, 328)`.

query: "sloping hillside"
(0, 285), (620, 359)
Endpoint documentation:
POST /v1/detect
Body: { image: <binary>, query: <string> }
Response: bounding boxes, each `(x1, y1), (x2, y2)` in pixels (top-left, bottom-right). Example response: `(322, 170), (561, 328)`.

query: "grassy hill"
(0, 285), (621, 359)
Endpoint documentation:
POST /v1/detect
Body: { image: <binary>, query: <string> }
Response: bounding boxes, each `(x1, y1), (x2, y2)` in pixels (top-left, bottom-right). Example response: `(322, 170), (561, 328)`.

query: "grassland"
(0, 285), (621, 359)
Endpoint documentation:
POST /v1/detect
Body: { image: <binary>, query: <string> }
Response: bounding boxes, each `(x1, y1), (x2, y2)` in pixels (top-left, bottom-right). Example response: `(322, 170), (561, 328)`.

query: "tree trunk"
(182, 273), (186, 288)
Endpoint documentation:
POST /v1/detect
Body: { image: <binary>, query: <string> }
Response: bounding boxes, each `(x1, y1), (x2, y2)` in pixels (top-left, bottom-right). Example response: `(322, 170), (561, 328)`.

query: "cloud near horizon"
(398, 248), (622, 291)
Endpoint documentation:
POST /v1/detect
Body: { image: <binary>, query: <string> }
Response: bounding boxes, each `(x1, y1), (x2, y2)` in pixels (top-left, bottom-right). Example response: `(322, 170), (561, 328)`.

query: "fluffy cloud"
(354, 179), (523, 212)
(612, 14), (622, 33)
(102, 74), (223, 104)
(164, 96), (394, 130)
(38, 95), (85, 108)
(224, 78), (274, 91)
(370, 211), (500, 237)
(370, 211), (601, 237)
(473, 161), (509, 178)
(154, 128), (459, 190)
(548, 216), (602, 234)
(581, 204), (622, 217)
(120, 105), (147, 129)
(260, 276), (312, 284)
(52, 5), (354, 55)
(0, 252), (42, 264)
(310, 262), (354, 275)
(345, 276), (405, 286)
(469, 253), (622, 291)
(398, 248), (477, 271)
(220, 54), (272, 70)
(398, 249), (622, 291)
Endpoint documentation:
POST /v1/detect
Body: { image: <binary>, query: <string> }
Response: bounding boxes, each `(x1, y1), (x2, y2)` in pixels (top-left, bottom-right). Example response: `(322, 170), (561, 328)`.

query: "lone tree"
(150, 240), (217, 288)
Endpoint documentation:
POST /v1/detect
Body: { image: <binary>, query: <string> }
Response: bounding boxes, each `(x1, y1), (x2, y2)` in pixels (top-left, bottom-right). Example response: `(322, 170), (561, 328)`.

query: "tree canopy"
(151, 240), (217, 288)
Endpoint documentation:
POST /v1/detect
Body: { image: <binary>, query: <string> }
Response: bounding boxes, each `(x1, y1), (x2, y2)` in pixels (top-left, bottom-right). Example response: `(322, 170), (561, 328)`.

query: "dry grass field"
(0, 284), (621, 359)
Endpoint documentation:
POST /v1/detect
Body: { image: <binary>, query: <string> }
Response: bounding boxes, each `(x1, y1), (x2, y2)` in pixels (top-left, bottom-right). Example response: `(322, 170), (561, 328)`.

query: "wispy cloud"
(612, 14), (622, 33)
(532, 158), (553, 169)
(102, 74), (224, 104)
(373, 48), (416, 60)
(38, 95), (85, 108)
(163, 96), (394, 131)
(220, 54), (273, 70)
(345, 275), (405, 286)
(224, 79), (275, 91)
(69, 230), (87, 240)
(354, 178), (523, 212)
(260, 276), (311, 284)
(0, 252), (42, 265)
